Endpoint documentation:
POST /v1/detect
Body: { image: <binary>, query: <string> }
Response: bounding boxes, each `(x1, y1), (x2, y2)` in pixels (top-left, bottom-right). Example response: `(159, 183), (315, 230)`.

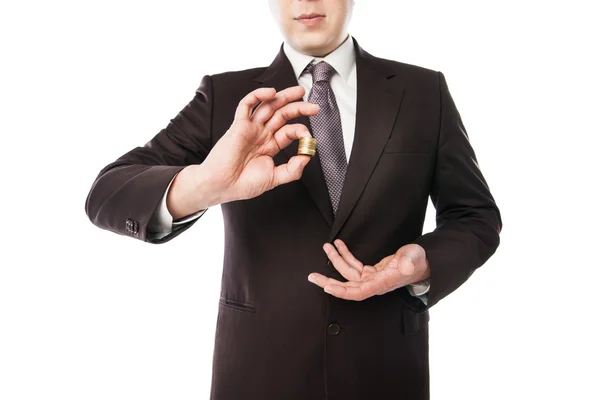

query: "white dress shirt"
(147, 34), (430, 301)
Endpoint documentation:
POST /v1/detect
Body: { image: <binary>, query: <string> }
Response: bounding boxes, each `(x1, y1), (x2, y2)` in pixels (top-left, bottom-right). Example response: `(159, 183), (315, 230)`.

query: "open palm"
(308, 240), (426, 301)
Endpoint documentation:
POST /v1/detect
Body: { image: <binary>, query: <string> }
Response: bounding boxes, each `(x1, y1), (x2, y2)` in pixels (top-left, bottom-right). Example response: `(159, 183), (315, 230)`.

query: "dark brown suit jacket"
(85, 38), (502, 400)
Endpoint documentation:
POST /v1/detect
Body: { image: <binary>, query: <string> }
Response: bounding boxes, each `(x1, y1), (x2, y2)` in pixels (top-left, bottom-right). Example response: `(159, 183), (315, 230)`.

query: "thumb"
(289, 155), (310, 173)
(273, 155), (311, 186)
(390, 253), (415, 276)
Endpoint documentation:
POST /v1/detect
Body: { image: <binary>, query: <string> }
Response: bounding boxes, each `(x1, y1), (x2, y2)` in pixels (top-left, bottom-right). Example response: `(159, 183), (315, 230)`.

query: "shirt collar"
(283, 34), (356, 83)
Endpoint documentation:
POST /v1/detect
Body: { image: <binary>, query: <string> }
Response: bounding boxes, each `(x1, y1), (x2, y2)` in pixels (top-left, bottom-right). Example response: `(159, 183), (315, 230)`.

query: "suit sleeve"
(84, 75), (214, 244)
(404, 71), (502, 312)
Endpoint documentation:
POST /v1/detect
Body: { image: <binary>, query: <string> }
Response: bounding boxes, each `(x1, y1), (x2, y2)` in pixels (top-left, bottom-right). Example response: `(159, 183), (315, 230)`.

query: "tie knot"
(307, 61), (335, 83)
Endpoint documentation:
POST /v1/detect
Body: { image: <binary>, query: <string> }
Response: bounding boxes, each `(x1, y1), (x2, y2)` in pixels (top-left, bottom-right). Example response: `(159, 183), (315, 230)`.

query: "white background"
(1, 1), (598, 399)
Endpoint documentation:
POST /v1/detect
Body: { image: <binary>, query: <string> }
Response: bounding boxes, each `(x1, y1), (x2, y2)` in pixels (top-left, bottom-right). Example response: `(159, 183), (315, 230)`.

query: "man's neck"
(296, 33), (350, 58)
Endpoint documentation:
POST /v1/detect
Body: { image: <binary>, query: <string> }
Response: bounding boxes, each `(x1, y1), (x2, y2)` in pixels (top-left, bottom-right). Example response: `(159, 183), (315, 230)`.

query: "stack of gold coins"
(297, 137), (317, 157)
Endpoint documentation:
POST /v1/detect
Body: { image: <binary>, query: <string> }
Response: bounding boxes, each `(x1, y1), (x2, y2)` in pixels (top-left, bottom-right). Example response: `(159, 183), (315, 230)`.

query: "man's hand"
(166, 85), (319, 219)
(308, 240), (430, 301)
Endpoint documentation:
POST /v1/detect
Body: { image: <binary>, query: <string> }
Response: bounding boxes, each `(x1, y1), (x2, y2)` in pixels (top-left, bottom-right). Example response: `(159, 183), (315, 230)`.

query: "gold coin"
(298, 137), (317, 157)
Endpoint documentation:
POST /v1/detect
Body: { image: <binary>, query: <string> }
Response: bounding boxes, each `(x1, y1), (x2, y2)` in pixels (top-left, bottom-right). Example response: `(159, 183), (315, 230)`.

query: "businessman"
(85, 0), (502, 399)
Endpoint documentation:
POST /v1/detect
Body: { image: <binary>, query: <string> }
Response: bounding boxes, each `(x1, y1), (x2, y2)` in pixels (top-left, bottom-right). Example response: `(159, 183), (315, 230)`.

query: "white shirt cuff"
(147, 175), (206, 233)
(406, 278), (430, 297)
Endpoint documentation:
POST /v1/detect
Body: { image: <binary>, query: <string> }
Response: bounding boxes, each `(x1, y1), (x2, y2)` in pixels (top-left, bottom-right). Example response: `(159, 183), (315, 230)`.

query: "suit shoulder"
(371, 54), (439, 81)
(201, 66), (268, 101)
(208, 66), (267, 84)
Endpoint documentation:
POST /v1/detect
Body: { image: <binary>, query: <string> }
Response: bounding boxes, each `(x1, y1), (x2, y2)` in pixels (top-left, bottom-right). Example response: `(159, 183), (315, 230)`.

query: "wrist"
(191, 163), (226, 207)
(167, 165), (221, 219)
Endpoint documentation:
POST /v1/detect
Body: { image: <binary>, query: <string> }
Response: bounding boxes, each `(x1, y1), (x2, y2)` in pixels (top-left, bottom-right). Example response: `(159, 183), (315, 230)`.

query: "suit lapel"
(254, 40), (405, 240)
(254, 47), (335, 227)
(326, 40), (405, 242)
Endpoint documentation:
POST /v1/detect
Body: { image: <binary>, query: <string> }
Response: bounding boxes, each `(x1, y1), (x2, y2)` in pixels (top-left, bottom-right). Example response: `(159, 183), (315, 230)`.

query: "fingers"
(322, 242), (363, 281)
(307, 273), (361, 289)
(307, 273), (382, 301)
(265, 122), (315, 188)
(266, 123), (311, 157)
(265, 101), (320, 134)
(324, 281), (383, 301)
(272, 155), (311, 187)
(330, 239), (365, 272)
(235, 87), (277, 121)
(251, 86), (306, 124)
(308, 239), (417, 300)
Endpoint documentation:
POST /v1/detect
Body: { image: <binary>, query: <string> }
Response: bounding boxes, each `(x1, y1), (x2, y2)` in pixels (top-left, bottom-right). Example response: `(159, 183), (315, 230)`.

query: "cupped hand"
(308, 240), (429, 301)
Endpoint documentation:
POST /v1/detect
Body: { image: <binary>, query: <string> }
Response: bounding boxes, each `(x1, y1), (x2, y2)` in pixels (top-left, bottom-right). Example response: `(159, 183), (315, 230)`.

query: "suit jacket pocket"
(219, 296), (256, 313)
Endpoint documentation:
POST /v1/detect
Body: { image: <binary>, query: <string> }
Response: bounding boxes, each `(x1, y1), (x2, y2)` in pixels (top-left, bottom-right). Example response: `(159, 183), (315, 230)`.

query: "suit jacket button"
(125, 218), (138, 234)
(327, 323), (341, 335)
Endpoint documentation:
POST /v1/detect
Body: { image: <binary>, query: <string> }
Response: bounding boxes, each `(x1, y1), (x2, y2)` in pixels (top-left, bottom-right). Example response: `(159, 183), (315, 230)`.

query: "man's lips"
(295, 13), (325, 26)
